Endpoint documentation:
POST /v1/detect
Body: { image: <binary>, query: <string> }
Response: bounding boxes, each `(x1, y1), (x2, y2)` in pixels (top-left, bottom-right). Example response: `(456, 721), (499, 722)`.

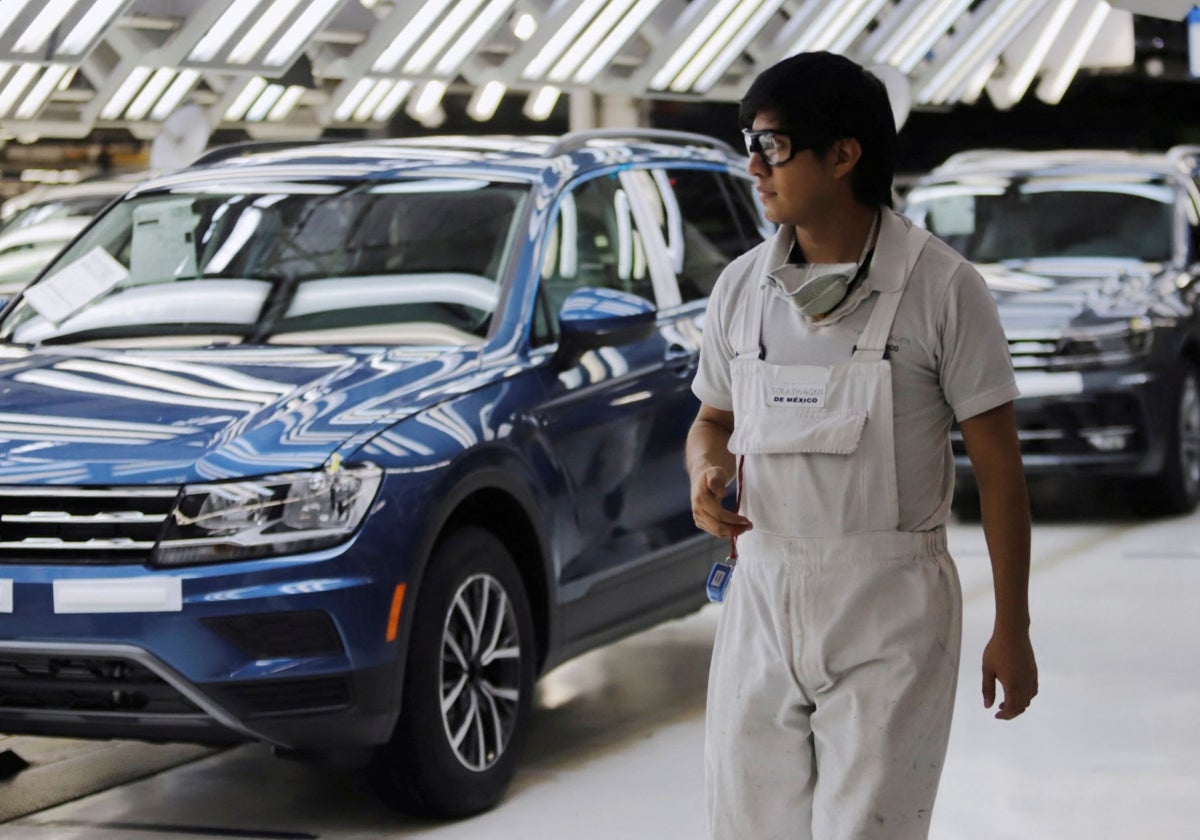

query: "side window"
(646, 168), (766, 304)
(533, 175), (655, 347)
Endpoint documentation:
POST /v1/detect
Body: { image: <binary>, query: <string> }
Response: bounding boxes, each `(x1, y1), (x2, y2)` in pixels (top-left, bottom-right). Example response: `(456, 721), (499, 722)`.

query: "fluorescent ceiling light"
(412, 79), (447, 117)
(434, 0), (517, 76)
(150, 69), (201, 120)
(522, 0), (607, 79)
(58, 0), (124, 55)
(229, 0), (301, 65)
(670, 0), (765, 92)
(404, 0), (487, 73)
(574, 0), (662, 83)
(878, 0), (972, 73)
(99, 65), (152, 120)
(245, 83), (286, 121)
(693, 0), (783, 92)
(523, 85), (560, 120)
(354, 78), (397, 121)
(467, 80), (506, 121)
(371, 80), (414, 122)
(125, 67), (178, 120)
(513, 12), (537, 40)
(373, 0), (455, 73)
(1038, 1), (1110, 105)
(824, 0), (890, 54)
(267, 85), (306, 121)
(333, 77), (375, 121)
(1003, 0), (1078, 105)
(650, 0), (741, 91)
(548, 0), (638, 83)
(14, 64), (69, 119)
(917, 0), (1040, 105)
(961, 56), (998, 104)
(224, 76), (269, 121)
(190, 3), (262, 62)
(265, 0), (339, 67)
(13, 0), (80, 53)
(790, 0), (871, 53)
(0, 63), (42, 119)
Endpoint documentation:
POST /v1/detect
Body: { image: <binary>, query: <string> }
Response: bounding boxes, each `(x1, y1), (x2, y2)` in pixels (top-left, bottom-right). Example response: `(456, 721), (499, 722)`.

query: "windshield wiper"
(37, 323), (256, 346)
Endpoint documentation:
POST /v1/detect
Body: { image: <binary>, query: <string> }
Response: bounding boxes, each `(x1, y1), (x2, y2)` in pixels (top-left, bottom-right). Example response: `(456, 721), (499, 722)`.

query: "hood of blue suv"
(0, 343), (477, 484)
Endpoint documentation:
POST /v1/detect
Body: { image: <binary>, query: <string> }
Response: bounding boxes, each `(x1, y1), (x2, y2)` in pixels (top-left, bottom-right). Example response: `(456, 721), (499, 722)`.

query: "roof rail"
(547, 128), (738, 158)
(187, 138), (339, 168)
(936, 149), (1020, 168)
(1166, 144), (1200, 169)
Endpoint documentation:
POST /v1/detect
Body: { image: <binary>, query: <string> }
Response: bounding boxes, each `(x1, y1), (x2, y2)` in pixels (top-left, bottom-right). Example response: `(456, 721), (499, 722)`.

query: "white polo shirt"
(693, 208), (1019, 532)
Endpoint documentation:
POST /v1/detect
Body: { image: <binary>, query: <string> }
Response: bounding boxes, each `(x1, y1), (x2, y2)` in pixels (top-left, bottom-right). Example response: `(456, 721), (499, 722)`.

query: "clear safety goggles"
(742, 129), (809, 167)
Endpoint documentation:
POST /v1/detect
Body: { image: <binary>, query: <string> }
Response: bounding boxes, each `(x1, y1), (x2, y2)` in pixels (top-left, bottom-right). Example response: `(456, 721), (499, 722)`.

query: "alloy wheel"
(439, 573), (522, 772)
(1179, 371), (1200, 501)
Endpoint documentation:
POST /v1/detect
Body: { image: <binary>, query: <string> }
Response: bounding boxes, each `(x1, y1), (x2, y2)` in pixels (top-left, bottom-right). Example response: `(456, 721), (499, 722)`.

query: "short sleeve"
(691, 262), (742, 411)
(939, 262), (1019, 421)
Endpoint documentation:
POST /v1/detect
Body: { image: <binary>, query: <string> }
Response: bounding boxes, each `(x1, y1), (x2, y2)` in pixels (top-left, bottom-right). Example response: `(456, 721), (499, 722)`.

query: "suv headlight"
(152, 463), (383, 567)
(1051, 317), (1154, 370)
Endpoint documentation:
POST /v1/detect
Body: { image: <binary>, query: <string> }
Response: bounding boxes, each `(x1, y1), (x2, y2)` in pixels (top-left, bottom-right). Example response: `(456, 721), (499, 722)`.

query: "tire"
(1147, 361), (1200, 515)
(367, 526), (536, 818)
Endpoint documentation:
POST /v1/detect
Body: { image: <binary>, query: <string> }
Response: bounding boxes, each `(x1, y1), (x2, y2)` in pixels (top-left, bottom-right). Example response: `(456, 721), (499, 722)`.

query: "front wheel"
(1146, 361), (1200, 514)
(368, 526), (536, 818)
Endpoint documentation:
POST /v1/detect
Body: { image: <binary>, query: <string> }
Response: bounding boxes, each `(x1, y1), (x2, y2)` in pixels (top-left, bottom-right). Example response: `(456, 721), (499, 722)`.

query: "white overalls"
(705, 223), (964, 840)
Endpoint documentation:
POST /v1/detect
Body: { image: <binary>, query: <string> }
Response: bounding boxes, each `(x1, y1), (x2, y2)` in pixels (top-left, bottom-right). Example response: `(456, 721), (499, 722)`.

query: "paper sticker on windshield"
(130, 200), (199, 285)
(928, 194), (976, 237)
(23, 245), (129, 324)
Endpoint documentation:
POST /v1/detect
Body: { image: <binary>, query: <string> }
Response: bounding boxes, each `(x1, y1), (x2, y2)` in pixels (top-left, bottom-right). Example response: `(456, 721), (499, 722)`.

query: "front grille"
(203, 611), (345, 659)
(0, 652), (200, 714)
(0, 486), (178, 564)
(1008, 335), (1061, 370)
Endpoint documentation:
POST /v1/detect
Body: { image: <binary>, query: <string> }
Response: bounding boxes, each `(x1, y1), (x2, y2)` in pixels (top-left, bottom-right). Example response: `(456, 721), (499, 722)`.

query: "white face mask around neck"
(767, 212), (880, 316)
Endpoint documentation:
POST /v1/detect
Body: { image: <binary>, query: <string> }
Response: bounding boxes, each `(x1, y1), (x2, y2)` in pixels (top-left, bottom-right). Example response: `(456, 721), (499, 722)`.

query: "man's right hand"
(690, 464), (751, 538)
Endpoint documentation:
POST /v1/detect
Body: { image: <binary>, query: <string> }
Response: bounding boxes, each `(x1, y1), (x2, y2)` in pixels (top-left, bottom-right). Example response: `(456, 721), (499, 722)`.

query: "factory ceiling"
(0, 0), (1190, 144)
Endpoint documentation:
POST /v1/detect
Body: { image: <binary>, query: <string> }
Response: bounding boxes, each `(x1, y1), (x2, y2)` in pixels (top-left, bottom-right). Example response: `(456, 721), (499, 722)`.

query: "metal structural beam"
(0, 0), (1175, 143)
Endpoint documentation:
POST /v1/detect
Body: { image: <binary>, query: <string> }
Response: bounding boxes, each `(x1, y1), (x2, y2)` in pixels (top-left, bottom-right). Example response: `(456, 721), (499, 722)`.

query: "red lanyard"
(729, 455), (744, 562)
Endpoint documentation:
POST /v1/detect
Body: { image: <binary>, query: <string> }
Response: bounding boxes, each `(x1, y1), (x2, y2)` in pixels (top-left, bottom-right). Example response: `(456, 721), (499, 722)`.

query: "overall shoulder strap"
(853, 225), (932, 359)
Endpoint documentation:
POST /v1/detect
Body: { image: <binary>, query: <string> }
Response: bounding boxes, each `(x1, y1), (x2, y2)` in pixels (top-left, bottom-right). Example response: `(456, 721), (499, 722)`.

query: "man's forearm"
(686, 415), (736, 481)
(978, 461), (1032, 634)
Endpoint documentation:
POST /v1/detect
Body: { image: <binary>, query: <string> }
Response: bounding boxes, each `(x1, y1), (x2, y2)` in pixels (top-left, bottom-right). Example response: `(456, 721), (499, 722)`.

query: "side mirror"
(554, 287), (656, 366)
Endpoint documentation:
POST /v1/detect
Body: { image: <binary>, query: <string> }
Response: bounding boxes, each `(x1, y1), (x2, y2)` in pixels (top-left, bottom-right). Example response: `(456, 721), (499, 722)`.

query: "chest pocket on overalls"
(727, 353), (898, 536)
(728, 360), (867, 455)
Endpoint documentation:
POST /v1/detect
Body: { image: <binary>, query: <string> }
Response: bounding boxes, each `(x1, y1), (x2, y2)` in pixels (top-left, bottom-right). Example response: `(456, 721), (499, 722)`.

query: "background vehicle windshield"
(0, 178), (528, 348)
(905, 177), (1176, 264)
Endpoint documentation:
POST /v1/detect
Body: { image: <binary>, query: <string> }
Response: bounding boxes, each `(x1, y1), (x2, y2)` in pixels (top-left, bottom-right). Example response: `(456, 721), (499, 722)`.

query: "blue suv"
(0, 131), (768, 816)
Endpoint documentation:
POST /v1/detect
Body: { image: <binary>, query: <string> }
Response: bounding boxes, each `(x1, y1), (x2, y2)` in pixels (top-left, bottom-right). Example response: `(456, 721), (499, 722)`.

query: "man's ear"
(830, 138), (862, 180)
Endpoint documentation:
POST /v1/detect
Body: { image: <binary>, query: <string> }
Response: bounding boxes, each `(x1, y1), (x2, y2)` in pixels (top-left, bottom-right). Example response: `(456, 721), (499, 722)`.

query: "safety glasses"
(742, 129), (807, 167)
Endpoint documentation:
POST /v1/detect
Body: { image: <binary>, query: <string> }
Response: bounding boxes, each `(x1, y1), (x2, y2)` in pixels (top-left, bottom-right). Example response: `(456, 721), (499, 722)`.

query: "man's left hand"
(982, 631), (1038, 720)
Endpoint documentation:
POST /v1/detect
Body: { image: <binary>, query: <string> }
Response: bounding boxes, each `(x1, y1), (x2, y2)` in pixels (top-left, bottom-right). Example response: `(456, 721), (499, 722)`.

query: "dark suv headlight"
(153, 463), (383, 567)
(1050, 318), (1154, 370)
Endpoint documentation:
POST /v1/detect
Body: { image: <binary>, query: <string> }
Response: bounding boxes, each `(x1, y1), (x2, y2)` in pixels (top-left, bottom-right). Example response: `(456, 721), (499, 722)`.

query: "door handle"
(665, 343), (698, 377)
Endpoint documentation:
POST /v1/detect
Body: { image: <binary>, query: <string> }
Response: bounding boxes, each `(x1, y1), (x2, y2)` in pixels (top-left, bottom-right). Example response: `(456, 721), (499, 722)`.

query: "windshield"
(0, 193), (119, 237)
(905, 176), (1176, 264)
(0, 178), (529, 348)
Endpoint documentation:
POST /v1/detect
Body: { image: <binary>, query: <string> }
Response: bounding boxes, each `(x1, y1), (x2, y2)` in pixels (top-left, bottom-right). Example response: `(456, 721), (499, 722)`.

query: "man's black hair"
(739, 51), (897, 208)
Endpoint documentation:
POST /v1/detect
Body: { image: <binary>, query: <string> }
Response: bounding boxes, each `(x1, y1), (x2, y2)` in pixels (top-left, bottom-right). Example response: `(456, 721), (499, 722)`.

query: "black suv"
(903, 148), (1200, 513)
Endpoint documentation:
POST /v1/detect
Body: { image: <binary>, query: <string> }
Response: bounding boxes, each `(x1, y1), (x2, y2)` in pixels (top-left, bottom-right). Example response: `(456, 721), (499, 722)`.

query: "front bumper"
(0, 542), (408, 753)
(953, 366), (1171, 478)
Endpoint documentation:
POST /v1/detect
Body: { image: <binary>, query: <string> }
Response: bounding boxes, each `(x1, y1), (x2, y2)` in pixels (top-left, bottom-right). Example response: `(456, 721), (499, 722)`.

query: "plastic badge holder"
(706, 558), (735, 602)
